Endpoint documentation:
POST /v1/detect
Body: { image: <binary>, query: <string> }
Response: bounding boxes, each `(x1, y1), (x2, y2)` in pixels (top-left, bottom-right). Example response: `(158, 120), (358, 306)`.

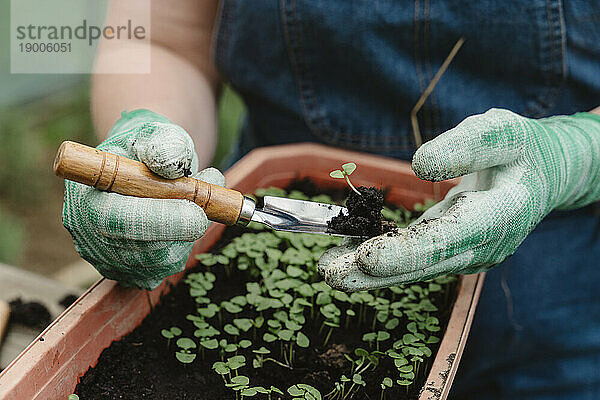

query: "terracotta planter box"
(0, 143), (484, 400)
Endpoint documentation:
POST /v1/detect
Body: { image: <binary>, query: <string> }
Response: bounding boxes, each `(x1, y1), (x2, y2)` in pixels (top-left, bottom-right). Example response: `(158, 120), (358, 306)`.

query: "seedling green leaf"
(212, 361), (230, 375)
(200, 338), (219, 350)
(233, 318), (253, 332)
(252, 347), (271, 355)
(226, 375), (250, 390)
(277, 329), (294, 341)
(227, 355), (247, 370)
(263, 333), (277, 343)
(224, 324), (240, 336)
(341, 162), (357, 174)
(352, 374), (366, 386)
(176, 338), (196, 350)
(296, 332), (310, 348)
(329, 170), (344, 179)
(288, 384), (322, 400)
(161, 326), (182, 339)
(329, 162), (360, 195)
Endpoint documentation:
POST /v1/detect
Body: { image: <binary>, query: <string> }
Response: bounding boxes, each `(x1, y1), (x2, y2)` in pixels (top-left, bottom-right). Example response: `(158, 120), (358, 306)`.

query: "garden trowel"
(54, 141), (353, 236)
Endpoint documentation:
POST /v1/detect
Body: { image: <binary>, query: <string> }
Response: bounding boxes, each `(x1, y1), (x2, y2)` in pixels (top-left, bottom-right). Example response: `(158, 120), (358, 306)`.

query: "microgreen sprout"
(380, 377), (393, 400)
(329, 162), (360, 195)
(175, 337), (197, 364)
(213, 360), (231, 383)
(160, 326), (182, 347)
(288, 383), (322, 400)
(226, 375), (250, 400)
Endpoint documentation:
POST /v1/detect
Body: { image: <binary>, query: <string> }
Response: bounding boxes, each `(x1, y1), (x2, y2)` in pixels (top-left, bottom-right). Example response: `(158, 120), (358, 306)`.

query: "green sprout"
(218, 339), (239, 360)
(252, 346), (271, 368)
(67, 395), (79, 400)
(175, 337), (197, 364)
(255, 386), (284, 400)
(200, 338), (219, 350)
(287, 384), (322, 400)
(226, 375), (250, 399)
(380, 377), (393, 400)
(329, 162), (360, 195)
(252, 346), (292, 370)
(296, 331), (310, 348)
(193, 320), (220, 338)
(348, 374), (366, 396)
(227, 355), (247, 375)
(160, 326), (182, 347)
(212, 361), (231, 383)
(325, 375), (350, 400)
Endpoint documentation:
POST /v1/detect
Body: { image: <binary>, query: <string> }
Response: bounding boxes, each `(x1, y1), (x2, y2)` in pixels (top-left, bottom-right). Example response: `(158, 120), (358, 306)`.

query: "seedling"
(160, 326), (182, 347)
(200, 338), (219, 350)
(259, 386), (284, 400)
(252, 346), (271, 368)
(334, 374), (366, 400)
(242, 385), (285, 400)
(227, 355), (247, 375)
(226, 375), (250, 400)
(219, 339), (239, 360)
(380, 377), (393, 400)
(175, 337), (197, 364)
(213, 361), (231, 383)
(252, 346), (292, 370)
(329, 162), (360, 195)
(325, 375), (350, 400)
(288, 383), (322, 400)
(194, 321), (220, 338)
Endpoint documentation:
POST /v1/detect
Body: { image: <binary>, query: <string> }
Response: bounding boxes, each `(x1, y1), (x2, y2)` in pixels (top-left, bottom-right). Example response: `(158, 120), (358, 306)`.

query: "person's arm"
(62, 0), (226, 290)
(591, 106), (600, 115)
(91, 0), (220, 167)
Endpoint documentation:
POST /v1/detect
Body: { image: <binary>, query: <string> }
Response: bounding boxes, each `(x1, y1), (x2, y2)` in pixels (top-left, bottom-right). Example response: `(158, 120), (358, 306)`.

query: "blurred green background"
(0, 0), (245, 276)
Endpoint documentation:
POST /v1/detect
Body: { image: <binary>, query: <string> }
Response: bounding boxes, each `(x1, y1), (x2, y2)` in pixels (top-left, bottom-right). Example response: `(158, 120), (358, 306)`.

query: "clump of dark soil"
(328, 186), (385, 237)
(8, 298), (51, 330)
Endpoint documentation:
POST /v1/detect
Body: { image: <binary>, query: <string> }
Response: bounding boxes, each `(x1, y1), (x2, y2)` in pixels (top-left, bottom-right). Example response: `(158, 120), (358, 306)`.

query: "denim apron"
(213, 1), (600, 398)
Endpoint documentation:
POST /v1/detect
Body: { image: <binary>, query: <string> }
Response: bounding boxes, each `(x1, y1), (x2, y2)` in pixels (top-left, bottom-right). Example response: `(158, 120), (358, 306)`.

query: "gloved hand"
(319, 108), (600, 291)
(63, 109), (224, 290)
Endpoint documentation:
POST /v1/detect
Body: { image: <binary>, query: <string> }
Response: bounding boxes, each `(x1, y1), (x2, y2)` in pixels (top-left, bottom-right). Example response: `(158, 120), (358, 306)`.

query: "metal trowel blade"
(250, 196), (359, 237)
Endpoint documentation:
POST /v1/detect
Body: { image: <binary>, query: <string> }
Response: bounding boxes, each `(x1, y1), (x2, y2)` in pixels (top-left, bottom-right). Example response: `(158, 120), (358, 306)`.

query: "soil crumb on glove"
(327, 187), (384, 237)
(9, 298), (52, 330)
(59, 294), (79, 308)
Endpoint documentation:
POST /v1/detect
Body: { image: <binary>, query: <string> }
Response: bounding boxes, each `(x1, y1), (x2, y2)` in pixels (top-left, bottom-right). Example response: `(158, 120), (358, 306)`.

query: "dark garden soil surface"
(75, 182), (457, 400)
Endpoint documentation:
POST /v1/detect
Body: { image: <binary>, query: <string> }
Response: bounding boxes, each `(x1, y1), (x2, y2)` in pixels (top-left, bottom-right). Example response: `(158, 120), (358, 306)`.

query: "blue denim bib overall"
(213, 1), (600, 398)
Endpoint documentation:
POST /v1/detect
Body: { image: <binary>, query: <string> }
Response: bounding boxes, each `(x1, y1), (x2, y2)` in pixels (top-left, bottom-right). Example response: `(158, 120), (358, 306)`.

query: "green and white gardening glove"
(319, 108), (600, 292)
(62, 109), (225, 290)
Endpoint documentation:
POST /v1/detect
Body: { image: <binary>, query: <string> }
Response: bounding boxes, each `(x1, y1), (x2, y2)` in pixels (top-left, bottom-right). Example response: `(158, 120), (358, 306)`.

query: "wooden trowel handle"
(53, 141), (244, 225)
